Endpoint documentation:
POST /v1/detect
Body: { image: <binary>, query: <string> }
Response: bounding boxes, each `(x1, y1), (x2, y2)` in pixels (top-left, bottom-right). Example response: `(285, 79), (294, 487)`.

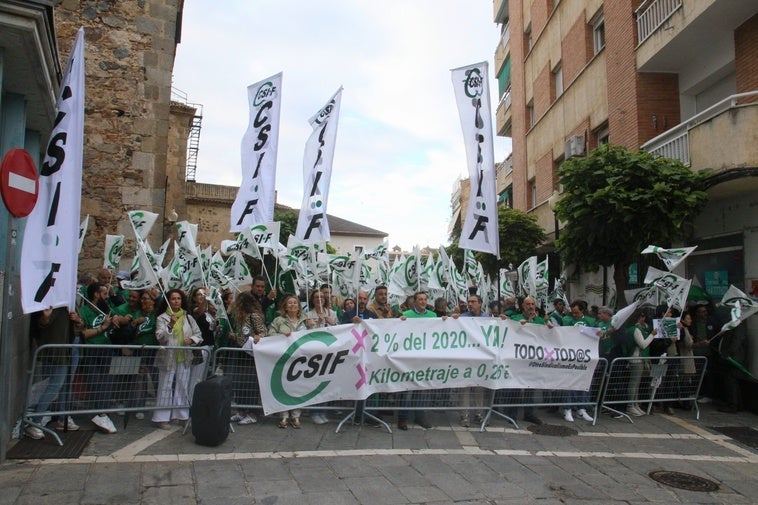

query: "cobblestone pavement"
(1, 404), (757, 504)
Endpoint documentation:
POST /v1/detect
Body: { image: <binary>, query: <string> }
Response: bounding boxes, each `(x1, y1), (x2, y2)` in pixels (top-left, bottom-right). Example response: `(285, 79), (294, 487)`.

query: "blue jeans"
(31, 363), (68, 424)
(562, 389), (590, 410)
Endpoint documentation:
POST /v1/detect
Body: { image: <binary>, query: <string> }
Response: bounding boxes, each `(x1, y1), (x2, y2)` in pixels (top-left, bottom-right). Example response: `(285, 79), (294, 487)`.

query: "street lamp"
(547, 190), (561, 277)
(547, 189), (561, 241)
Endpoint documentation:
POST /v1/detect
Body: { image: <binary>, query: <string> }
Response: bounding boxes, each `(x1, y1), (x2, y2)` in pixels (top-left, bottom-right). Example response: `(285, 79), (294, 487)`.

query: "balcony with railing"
(635, 0), (682, 45)
(641, 92), (758, 172)
(495, 22), (510, 71)
(493, 0), (508, 24)
(496, 86), (512, 137)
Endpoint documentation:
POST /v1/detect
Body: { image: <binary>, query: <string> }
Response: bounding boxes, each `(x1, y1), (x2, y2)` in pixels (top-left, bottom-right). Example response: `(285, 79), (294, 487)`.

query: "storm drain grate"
(527, 424), (578, 437)
(648, 471), (720, 492)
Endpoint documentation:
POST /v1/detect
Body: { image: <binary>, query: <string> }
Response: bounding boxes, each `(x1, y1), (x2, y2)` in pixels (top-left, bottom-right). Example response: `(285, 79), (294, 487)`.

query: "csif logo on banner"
(250, 224), (273, 246)
(462, 67), (484, 98)
(270, 332), (349, 405)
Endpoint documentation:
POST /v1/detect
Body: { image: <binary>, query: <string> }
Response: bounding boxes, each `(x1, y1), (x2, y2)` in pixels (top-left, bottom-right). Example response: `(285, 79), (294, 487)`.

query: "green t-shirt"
(402, 308), (437, 319)
(596, 320), (616, 357)
(134, 312), (157, 345)
(511, 313), (547, 325)
(79, 304), (111, 345)
(562, 314), (597, 327)
(113, 302), (140, 318)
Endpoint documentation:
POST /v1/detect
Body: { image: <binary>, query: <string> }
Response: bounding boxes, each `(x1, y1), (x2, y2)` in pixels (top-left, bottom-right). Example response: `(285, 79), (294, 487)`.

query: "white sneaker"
(577, 409), (593, 422)
(563, 409), (574, 422)
(626, 405), (645, 417)
(312, 413), (328, 425)
(25, 426), (44, 439)
(135, 412), (145, 420)
(230, 413), (243, 422)
(697, 396), (712, 404)
(53, 416), (80, 431)
(238, 414), (257, 425)
(92, 415), (117, 434)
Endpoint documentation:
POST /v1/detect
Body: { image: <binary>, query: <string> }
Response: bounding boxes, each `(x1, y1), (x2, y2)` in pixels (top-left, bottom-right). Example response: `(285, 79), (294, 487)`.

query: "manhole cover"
(527, 424), (578, 437)
(649, 471), (719, 492)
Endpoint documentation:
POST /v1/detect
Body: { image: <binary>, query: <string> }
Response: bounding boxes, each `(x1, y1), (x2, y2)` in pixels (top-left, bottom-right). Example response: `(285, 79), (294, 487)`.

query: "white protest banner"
(231, 73), (282, 232)
(128, 210), (159, 241)
(253, 317), (599, 415)
(719, 285), (758, 333)
(21, 28), (85, 313)
(644, 266), (690, 310)
(517, 256), (537, 297)
(611, 300), (639, 329)
(451, 62), (498, 256)
(295, 87), (343, 243)
(248, 221), (280, 250)
(641, 245), (697, 272)
(103, 235), (125, 271)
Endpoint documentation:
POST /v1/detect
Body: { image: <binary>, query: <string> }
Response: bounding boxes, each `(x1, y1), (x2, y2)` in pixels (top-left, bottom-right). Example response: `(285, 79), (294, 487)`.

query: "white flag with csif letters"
(21, 28), (85, 313)
(231, 73), (282, 232)
(451, 62), (499, 257)
(295, 87), (343, 244)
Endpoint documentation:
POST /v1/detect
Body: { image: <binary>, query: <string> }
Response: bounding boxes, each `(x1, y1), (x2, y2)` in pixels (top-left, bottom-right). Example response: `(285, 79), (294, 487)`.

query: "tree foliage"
(449, 205), (546, 277)
(554, 144), (709, 304)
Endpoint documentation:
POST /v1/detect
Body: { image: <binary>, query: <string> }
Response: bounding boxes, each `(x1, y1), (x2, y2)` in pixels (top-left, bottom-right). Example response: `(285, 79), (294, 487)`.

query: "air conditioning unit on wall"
(564, 135), (585, 159)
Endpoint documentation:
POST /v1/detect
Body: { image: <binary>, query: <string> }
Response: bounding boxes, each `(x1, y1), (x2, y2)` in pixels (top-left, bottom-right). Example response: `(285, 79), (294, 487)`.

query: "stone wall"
(55, 0), (183, 271)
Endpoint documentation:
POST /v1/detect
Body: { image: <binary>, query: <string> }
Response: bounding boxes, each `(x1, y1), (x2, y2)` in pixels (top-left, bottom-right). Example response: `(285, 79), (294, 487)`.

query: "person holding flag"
(78, 282), (117, 434)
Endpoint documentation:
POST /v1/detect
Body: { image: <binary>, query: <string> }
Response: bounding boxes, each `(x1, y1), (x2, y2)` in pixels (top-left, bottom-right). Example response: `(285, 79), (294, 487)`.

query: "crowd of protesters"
(24, 269), (742, 440)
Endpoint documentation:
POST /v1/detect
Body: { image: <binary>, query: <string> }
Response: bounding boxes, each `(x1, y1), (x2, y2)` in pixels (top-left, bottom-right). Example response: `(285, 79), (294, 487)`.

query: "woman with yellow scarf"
(152, 289), (202, 428)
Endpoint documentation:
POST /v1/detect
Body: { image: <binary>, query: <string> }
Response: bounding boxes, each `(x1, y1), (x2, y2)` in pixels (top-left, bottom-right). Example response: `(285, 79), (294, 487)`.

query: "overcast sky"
(172, 0), (511, 251)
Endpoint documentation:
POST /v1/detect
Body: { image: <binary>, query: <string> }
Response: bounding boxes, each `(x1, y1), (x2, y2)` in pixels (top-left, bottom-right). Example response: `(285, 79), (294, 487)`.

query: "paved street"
(1, 404), (756, 504)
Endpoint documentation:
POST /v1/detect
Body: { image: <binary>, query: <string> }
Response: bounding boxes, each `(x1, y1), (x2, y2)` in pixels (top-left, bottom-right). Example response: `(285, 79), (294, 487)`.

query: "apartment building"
(493, 0), (757, 375)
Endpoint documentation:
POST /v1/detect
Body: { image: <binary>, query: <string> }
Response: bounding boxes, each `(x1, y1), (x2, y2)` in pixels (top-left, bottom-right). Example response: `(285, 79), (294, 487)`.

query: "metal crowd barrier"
(211, 347), (356, 430)
(23, 345), (709, 446)
(597, 355), (707, 422)
(23, 344), (211, 446)
(486, 358), (609, 429)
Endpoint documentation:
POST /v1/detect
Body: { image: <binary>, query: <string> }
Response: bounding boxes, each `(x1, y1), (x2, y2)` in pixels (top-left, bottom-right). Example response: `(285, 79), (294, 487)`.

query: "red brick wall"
(511, 0), (528, 210)
(735, 13), (758, 100)
(605, 0), (641, 148)
(533, 64), (552, 118)
(562, 14), (591, 86)
(535, 151), (554, 203)
(636, 73), (680, 144)
(530, 0), (553, 36)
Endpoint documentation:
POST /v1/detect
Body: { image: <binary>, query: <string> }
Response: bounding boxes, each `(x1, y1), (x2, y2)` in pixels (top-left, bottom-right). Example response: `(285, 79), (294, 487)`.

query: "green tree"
(449, 205), (546, 277)
(554, 144), (708, 307)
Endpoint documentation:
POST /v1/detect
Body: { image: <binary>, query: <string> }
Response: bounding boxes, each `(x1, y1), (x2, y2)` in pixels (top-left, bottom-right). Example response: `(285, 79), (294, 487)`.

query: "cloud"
(172, 0), (511, 250)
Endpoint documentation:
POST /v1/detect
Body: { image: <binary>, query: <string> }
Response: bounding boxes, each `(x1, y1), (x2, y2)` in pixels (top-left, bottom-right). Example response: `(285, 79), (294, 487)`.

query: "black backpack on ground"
(190, 375), (232, 446)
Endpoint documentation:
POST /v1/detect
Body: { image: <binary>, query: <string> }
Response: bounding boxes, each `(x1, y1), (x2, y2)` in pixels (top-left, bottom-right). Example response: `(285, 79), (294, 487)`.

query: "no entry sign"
(0, 148), (39, 217)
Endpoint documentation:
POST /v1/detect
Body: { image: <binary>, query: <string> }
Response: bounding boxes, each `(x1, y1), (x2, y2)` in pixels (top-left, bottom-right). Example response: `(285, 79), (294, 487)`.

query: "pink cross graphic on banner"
(351, 328), (367, 354)
(355, 364), (366, 389)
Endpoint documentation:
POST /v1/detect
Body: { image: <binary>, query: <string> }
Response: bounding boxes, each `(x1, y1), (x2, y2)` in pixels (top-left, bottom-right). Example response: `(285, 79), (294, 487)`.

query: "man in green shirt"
(560, 300), (596, 422)
(78, 282), (118, 434)
(505, 296), (547, 425)
(512, 296), (549, 325)
(397, 292), (436, 430)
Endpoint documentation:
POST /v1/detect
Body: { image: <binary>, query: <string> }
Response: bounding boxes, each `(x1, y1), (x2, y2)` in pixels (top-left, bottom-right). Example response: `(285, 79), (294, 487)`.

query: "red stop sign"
(0, 148), (39, 217)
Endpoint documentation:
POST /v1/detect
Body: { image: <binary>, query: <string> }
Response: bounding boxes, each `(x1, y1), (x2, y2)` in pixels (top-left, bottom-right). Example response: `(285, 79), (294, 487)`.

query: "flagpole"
(76, 291), (108, 317)
(253, 240), (273, 288)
